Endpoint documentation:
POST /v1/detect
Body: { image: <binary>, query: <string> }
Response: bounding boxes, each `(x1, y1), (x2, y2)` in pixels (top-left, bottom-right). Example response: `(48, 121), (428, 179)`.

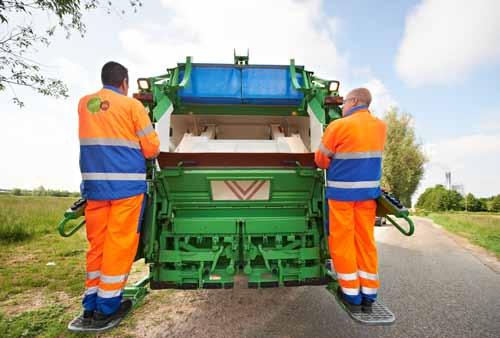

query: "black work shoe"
(361, 298), (374, 313)
(90, 299), (133, 331)
(67, 310), (94, 332)
(336, 287), (361, 313)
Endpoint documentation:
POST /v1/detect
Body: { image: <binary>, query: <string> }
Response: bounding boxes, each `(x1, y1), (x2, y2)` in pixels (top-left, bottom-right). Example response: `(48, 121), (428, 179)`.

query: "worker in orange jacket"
(69, 62), (160, 332)
(315, 88), (386, 313)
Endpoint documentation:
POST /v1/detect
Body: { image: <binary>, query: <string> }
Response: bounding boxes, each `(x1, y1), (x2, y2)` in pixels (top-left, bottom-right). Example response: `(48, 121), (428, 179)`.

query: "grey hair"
(347, 88), (372, 107)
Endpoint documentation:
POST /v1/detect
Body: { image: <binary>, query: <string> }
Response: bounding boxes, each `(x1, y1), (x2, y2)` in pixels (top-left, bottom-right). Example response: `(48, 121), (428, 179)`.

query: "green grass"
(0, 305), (72, 338)
(0, 195), (75, 243)
(0, 196), (159, 338)
(425, 212), (500, 257)
(0, 196), (88, 337)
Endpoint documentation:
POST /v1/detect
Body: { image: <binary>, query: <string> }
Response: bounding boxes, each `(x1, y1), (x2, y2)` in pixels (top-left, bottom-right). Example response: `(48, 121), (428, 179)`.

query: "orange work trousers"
(328, 199), (379, 304)
(82, 193), (145, 315)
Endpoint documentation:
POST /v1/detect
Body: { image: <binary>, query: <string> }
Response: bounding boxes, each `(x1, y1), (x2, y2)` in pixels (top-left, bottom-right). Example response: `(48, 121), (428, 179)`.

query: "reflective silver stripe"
(82, 173), (146, 181)
(319, 143), (334, 158)
(359, 270), (378, 280)
(136, 124), (154, 138)
(361, 286), (378, 295)
(327, 180), (380, 189)
(336, 272), (358, 281)
(84, 286), (98, 295)
(80, 138), (140, 150)
(97, 288), (122, 299)
(86, 271), (100, 280)
(333, 151), (383, 159)
(100, 274), (128, 284)
(341, 287), (360, 296)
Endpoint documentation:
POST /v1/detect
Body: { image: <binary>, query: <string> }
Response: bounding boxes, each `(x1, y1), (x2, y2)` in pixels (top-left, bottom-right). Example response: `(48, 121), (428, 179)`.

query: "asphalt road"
(141, 217), (500, 338)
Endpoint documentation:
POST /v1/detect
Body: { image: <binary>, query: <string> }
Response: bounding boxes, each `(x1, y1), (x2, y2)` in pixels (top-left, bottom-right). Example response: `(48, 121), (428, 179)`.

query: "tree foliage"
(416, 186), (500, 212)
(0, 0), (142, 106)
(491, 195), (500, 212)
(381, 109), (426, 207)
(464, 193), (484, 212)
(416, 185), (463, 211)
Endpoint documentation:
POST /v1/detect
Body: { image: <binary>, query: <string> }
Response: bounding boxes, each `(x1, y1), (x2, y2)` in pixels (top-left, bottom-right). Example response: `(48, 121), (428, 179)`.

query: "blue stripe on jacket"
(80, 144), (147, 200)
(80, 145), (145, 174)
(81, 180), (147, 200)
(327, 158), (382, 182)
(326, 157), (382, 201)
(326, 186), (382, 201)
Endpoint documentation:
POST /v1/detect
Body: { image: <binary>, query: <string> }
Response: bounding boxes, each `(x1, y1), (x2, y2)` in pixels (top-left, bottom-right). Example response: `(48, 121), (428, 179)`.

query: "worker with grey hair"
(315, 87), (387, 313)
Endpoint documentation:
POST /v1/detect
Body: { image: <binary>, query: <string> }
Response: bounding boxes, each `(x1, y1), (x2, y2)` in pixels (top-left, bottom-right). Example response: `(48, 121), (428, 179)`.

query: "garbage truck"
(59, 52), (414, 325)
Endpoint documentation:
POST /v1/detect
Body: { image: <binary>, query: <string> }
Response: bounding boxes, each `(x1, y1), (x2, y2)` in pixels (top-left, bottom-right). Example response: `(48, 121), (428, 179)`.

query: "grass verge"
(425, 212), (500, 257)
(0, 195), (157, 338)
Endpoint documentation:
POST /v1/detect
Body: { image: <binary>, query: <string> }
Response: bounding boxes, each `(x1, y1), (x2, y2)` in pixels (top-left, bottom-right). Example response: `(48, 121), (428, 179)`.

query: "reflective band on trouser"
(327, 180), (380, 189)
(98, 288), (123, 299)
(361, 287), (378, 295)
(82, 173), (146, 181)
(336, 272), (358, 281)
(358, 270), (378, 280)
(86, 270), (100, 280)
(333, 151), (382, 160)
(100, 274), (128, 284)
(80, 138), (140, 150)
(84, 286), (98, 296)
(341, 287), (361, 296)
(136, 124), (155, 138)
(319, 143), (334, 158)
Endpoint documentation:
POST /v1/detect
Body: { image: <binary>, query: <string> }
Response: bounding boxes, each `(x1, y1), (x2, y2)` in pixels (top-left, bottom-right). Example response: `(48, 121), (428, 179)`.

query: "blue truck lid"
(178, 64), (304, 106)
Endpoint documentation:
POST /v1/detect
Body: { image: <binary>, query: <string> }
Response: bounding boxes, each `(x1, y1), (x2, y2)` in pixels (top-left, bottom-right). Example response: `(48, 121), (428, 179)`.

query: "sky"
(0, 0), (499, 199)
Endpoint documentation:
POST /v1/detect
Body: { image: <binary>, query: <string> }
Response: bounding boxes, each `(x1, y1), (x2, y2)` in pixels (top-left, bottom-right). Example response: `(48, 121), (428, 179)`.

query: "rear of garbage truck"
(133, 54), (343, 289)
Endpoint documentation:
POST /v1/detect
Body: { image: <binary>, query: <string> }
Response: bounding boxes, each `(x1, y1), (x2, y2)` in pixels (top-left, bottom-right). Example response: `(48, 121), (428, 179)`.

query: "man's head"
(342, 87), (372, 115)
(101, 61), (129, 95)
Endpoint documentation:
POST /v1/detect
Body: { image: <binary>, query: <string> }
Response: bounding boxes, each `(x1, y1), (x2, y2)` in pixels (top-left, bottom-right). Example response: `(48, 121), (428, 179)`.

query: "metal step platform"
(328, 282), (395, 326)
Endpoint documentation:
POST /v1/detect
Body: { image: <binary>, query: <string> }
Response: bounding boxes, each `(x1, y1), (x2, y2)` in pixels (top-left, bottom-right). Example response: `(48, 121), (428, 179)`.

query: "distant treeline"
(416, 185), (500, 212)
(3, 186), (80, 198)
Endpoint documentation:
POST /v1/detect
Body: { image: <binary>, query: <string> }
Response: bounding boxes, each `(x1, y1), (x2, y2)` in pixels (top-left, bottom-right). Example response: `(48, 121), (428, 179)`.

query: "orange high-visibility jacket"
(315, 105), (387, 201)
(78, 86), (160, 200)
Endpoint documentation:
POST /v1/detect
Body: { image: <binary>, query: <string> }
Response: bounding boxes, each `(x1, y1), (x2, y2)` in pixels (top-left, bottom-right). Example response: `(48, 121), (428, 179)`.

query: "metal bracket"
(123, 276), (150, 308)
(289, 59), (311, 94)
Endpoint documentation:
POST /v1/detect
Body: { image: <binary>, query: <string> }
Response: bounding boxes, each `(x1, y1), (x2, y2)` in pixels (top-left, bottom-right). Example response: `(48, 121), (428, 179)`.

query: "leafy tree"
(381, 109), (426, 207)
(11, 187), (22, 196)
(416, 185), (463, 211)
(477, 198), (489, 212)
(32, 185), (47, 196)
(0, 0), (142, 106)
(491, 195), (500, 212)
(464, 193), (482, 212)
(444, 189), (463, 211)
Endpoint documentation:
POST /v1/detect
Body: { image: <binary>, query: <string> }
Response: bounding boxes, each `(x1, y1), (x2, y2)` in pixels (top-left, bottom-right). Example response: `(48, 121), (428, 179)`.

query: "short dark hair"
(101, 61), (128, 87)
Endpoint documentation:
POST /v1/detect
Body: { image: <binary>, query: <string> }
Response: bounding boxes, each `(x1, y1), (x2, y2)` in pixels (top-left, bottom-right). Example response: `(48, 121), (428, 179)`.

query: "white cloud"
(363, 78), (398, 116)
(120, 0), (395, 113)
(396, 0), (500, 86)
(120, 0), (347, 84)
(0, 58), (85, 191)
(415, 133), (500, 199)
